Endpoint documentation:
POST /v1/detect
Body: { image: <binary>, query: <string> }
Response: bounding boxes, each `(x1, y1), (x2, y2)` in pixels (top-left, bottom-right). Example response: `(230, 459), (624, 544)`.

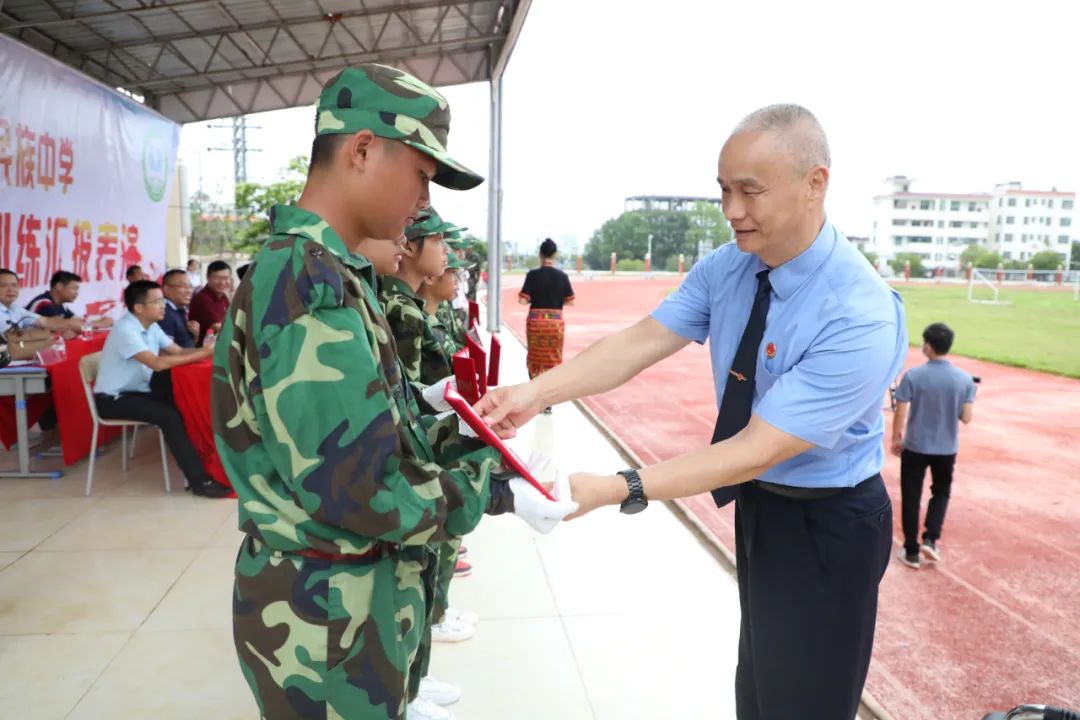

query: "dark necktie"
(710, 269), (772, 507)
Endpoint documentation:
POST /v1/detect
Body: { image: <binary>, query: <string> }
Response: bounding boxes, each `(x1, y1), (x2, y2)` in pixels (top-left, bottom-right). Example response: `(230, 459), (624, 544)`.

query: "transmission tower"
(207, 116), (261, 188)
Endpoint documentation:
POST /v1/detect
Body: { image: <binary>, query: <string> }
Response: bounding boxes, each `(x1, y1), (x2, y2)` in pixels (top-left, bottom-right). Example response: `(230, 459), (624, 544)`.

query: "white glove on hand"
(509, 474), (578, 534)
(421, 377), (456, 413)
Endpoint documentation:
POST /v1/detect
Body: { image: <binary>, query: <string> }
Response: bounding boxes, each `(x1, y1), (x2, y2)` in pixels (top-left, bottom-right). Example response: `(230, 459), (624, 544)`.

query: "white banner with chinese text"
(0, 34), (180, 319)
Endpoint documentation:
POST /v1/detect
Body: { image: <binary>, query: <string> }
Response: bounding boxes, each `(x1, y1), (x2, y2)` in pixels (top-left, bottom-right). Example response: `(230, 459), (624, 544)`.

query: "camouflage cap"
(445, 231), (474, 249)
(316, 64), (483, 190)
(404, 206), (465, 241)
(446, 254), (468, 270)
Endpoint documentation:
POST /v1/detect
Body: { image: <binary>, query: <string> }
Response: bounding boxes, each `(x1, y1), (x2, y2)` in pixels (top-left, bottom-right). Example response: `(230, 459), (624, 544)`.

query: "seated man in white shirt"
(94, 280), (229, 498)
(0, 268), (81, 350)
(0, 268), (83, 448)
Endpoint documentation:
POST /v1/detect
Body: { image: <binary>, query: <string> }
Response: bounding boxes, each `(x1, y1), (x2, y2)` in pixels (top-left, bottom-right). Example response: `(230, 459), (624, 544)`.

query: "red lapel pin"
(765, 342), (776, 359)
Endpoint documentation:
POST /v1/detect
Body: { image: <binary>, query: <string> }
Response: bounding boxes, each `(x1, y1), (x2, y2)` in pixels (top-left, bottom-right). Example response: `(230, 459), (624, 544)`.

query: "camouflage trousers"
(406, 539), (462, 701)
(233, 535), (436, 720)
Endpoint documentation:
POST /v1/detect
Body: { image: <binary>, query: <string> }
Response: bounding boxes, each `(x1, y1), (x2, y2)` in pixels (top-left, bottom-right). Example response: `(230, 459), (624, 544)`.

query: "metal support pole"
(486, 74), (504, 333)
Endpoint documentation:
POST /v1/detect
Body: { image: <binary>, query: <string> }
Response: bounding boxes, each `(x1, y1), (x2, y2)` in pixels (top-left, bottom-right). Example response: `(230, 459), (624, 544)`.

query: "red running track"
(502, 275), (1080, 718)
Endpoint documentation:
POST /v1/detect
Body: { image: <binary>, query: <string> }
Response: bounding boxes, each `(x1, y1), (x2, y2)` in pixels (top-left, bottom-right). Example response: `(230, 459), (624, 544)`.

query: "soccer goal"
(967, 268), (1013, 305)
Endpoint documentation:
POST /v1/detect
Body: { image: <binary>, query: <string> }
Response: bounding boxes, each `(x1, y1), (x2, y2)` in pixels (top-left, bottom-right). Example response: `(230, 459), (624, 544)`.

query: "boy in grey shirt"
(891, 322), (977, 568)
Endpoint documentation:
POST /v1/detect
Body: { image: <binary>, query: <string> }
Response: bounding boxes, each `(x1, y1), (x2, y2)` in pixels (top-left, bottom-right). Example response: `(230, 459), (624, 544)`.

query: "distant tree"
(232, 156), (307, 254)
(583, 202), (731, 271)
(1031, 250), (1065, 271)
(889, 252), (926, 277)
(960, 245), (1002, 269)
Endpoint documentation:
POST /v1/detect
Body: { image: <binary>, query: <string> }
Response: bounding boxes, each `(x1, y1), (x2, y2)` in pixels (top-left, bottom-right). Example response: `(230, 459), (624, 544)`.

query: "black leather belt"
(752, 480), (843, 500)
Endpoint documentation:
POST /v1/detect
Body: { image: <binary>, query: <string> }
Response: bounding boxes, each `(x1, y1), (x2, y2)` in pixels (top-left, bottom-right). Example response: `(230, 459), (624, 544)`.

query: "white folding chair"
(78, 351), (171, 496)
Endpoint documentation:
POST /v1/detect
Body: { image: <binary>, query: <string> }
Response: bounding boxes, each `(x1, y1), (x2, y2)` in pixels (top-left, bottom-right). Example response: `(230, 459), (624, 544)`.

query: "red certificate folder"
(465, 334), (487, 396)
(452, 351), (479, 404)
(444, 384), (555, 500)
(488, 335), (501, 386)
(468, 300), (480, 329)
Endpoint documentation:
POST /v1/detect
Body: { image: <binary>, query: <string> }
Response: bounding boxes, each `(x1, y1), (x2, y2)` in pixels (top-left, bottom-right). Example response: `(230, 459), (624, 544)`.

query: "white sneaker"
(431, 615), (475, 643)
(419, 675), (461, 706)
(444, 607), (479, 626)
(407, 697), (456, 720)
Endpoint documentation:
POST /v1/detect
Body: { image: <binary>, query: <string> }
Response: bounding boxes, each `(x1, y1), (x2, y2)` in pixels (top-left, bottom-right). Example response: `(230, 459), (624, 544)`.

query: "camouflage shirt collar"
(269, 204), (375, 282)
(381, 275), (423, 305)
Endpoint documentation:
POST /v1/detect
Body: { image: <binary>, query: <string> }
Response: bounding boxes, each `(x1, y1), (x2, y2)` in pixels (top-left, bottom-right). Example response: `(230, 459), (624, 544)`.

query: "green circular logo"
(142, 132), (168, 202)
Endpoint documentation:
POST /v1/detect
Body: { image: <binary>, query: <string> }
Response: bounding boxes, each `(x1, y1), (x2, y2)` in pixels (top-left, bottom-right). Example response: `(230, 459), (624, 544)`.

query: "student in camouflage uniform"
(379, 208), (460, 390)
(418, 254), (466, 358)
(213, 64), (577, 720)
(445, 233), (479, 330)
(379, 208), (478, 714)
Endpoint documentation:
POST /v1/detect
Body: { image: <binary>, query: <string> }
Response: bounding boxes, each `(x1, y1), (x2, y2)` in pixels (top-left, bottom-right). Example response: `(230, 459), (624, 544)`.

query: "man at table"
(94, 280), (229, 498)
(1, 269), (80, 339)
(26, 270), (114, 329)
(188, 260), (231, 345)
(1, 268), (84, 447)
(157, 269), (199, 349)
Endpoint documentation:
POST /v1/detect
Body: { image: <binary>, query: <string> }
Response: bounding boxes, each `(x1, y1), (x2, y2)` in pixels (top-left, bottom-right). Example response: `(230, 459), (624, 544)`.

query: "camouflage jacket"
(424, 309), (458, 365)
(436, 300), (466, 349)
(378, 277), (452, 387)
(211, 204), (500, 554)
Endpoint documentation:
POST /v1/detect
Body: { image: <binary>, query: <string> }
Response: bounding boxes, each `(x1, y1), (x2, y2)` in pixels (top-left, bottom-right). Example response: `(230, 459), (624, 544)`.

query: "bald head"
(731, 104), (830, 176)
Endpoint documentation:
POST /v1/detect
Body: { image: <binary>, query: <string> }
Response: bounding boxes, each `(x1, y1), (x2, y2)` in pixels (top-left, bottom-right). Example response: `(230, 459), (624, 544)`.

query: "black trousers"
(734, 475), (892, 720)
(900, 450), (956, 554)
(94, 371), (210, 486)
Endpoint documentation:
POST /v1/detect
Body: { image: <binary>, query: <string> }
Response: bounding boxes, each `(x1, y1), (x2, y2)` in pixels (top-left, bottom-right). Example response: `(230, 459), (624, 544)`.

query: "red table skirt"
(171, 360), (230, 488)
(0, 333), (119, 463)
(0, 395), (51, 449)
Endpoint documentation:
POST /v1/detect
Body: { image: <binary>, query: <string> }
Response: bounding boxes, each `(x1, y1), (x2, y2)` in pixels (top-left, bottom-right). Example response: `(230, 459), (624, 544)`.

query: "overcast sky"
(178, 0), (1080, 255)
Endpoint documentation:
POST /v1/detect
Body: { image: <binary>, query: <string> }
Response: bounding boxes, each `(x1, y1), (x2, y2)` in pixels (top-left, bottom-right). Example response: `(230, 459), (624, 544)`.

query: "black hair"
(237, 263), (252, 281)
(125, 265), (143, 281)
(310, 133), (350, 170)
(0, 268), (16, 280)
(407, 235), (428, 254)
(923, 322), (955, 356)
(186, 258), (199, 268)
(124, 280), (161, 312)
(539, 238), (557, 258)
(162, 269), (187, 285)
(206, 260), (232, 276)
(50, 270), (81, 288)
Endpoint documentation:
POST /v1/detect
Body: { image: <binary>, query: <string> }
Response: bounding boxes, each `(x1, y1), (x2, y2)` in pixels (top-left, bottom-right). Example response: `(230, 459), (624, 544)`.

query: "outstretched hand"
(474, 382), (544, 439)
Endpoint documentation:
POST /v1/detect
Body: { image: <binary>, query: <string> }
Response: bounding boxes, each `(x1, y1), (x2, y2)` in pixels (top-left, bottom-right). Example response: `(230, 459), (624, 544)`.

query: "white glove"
(509, 474), (578, 534)
(421, 377), (456, 413)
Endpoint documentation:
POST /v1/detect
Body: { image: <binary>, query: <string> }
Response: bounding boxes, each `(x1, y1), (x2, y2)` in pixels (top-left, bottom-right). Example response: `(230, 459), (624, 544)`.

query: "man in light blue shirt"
(478, 105), (907, 719)
(94, 280), (228, 498)
(892, 322), (976, 568)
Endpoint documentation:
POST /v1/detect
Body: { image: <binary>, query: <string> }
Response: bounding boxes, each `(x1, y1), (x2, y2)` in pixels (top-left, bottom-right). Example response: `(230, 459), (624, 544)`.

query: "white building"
(870, 176), (990, 269)
(987, 182), (1075, 264)
(870, 176), (1075, 269)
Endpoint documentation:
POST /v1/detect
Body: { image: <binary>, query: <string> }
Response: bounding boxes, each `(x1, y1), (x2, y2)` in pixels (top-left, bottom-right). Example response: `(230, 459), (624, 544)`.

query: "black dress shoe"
(190, 480), (231, 498)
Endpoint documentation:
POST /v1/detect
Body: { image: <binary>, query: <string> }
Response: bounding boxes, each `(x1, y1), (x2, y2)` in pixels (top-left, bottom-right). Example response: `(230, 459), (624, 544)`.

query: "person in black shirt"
(26, 270), (113, 329)
(519, 239), (575, 392)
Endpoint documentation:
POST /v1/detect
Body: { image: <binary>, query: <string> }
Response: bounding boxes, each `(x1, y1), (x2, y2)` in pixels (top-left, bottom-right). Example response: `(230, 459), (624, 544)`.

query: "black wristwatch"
(617, 469), (648, 514)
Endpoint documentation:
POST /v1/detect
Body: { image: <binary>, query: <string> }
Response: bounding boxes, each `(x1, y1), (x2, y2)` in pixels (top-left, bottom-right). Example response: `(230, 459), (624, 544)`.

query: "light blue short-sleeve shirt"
(94, 313), (173, 398)
(651, 221), (908, 489)
(894, 359), (976, 455)
(0, 302), (41, 330)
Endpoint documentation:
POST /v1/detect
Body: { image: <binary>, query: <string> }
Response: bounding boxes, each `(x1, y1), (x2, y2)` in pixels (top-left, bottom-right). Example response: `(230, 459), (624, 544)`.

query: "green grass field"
(894, 284), (1080, 378)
